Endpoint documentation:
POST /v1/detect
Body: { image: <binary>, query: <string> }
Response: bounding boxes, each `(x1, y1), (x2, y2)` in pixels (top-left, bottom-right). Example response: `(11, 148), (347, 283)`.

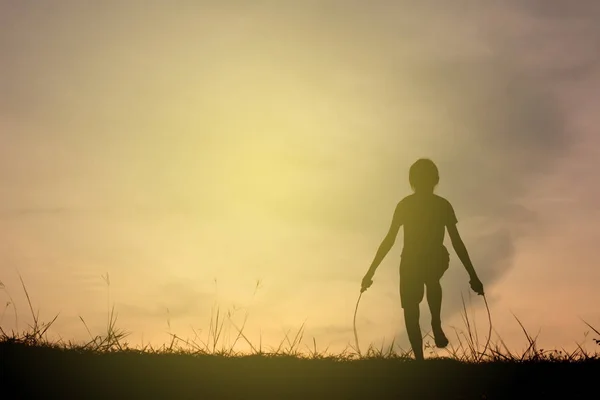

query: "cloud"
(336, 1), (596, 344)
(1, 0), (598, 350)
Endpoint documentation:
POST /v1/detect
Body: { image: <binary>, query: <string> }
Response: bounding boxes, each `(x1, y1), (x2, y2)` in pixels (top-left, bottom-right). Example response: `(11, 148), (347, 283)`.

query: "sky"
(1, 0), (600, 356)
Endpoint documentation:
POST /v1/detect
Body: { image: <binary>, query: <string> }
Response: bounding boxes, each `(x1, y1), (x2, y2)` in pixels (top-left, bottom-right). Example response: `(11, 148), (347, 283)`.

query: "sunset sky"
(1, 1), (600, 356)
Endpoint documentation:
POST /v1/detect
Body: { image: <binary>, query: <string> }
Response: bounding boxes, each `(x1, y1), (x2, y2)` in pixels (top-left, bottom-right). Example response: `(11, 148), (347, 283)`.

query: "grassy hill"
(2, 339), (600, 399)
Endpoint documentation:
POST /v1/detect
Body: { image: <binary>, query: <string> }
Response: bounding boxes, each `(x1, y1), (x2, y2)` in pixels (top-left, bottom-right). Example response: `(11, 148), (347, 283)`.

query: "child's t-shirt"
(397, 193), (457, 259)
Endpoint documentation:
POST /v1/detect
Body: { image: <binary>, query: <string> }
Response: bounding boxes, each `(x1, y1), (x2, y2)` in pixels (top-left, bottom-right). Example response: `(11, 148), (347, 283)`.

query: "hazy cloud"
(1, 1), (599, 350)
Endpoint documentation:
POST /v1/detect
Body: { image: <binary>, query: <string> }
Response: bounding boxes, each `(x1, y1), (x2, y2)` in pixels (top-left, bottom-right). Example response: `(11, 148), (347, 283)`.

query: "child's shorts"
(399, 246), (450, 309)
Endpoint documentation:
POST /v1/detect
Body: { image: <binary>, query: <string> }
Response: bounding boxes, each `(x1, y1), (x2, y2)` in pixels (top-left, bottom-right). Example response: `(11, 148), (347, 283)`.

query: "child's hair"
(409, 158), (439, 192)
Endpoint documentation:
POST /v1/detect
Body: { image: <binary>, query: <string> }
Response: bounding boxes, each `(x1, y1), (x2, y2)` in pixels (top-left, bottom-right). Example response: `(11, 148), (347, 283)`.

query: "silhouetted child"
(361, 158), (484, 361)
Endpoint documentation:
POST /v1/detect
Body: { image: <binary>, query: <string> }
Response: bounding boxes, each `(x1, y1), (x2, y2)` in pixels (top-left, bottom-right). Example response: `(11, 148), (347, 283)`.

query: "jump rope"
(353, 282), (492, 360)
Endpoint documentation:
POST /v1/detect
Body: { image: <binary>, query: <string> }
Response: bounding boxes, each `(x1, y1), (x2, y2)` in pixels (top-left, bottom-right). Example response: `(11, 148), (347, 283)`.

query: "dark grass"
(1, 275), (600, 399)
(4, 341), (600, 399)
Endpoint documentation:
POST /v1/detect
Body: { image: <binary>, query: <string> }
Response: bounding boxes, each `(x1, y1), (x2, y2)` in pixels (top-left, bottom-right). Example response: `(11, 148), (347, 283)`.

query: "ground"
(2, 341), (598, 399)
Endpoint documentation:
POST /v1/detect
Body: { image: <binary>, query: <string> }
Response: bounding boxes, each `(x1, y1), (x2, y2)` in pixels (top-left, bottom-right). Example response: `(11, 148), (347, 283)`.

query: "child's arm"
(447, 223), (477, 278)
(447, 223), (484, 294)
(364, 202), (403, 279)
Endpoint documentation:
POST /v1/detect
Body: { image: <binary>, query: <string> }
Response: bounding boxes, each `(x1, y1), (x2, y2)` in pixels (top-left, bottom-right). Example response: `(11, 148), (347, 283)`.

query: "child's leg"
(426, 280), (448, 348)
(403, 304), (424, 361)
(400, 259), (426, 360)
(426, 280), (443, 328)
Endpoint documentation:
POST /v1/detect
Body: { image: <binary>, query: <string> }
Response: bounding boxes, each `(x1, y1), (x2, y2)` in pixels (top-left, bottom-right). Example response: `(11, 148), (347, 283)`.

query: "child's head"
(409, 158), (439, 193)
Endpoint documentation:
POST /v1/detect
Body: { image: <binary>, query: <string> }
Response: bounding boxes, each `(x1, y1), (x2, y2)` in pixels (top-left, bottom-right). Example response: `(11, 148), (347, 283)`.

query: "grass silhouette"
(1, 275), (599, 399)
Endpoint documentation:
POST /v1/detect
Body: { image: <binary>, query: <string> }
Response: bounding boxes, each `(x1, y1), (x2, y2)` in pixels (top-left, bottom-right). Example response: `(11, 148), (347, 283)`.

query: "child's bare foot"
(432, 326), (449, 348)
